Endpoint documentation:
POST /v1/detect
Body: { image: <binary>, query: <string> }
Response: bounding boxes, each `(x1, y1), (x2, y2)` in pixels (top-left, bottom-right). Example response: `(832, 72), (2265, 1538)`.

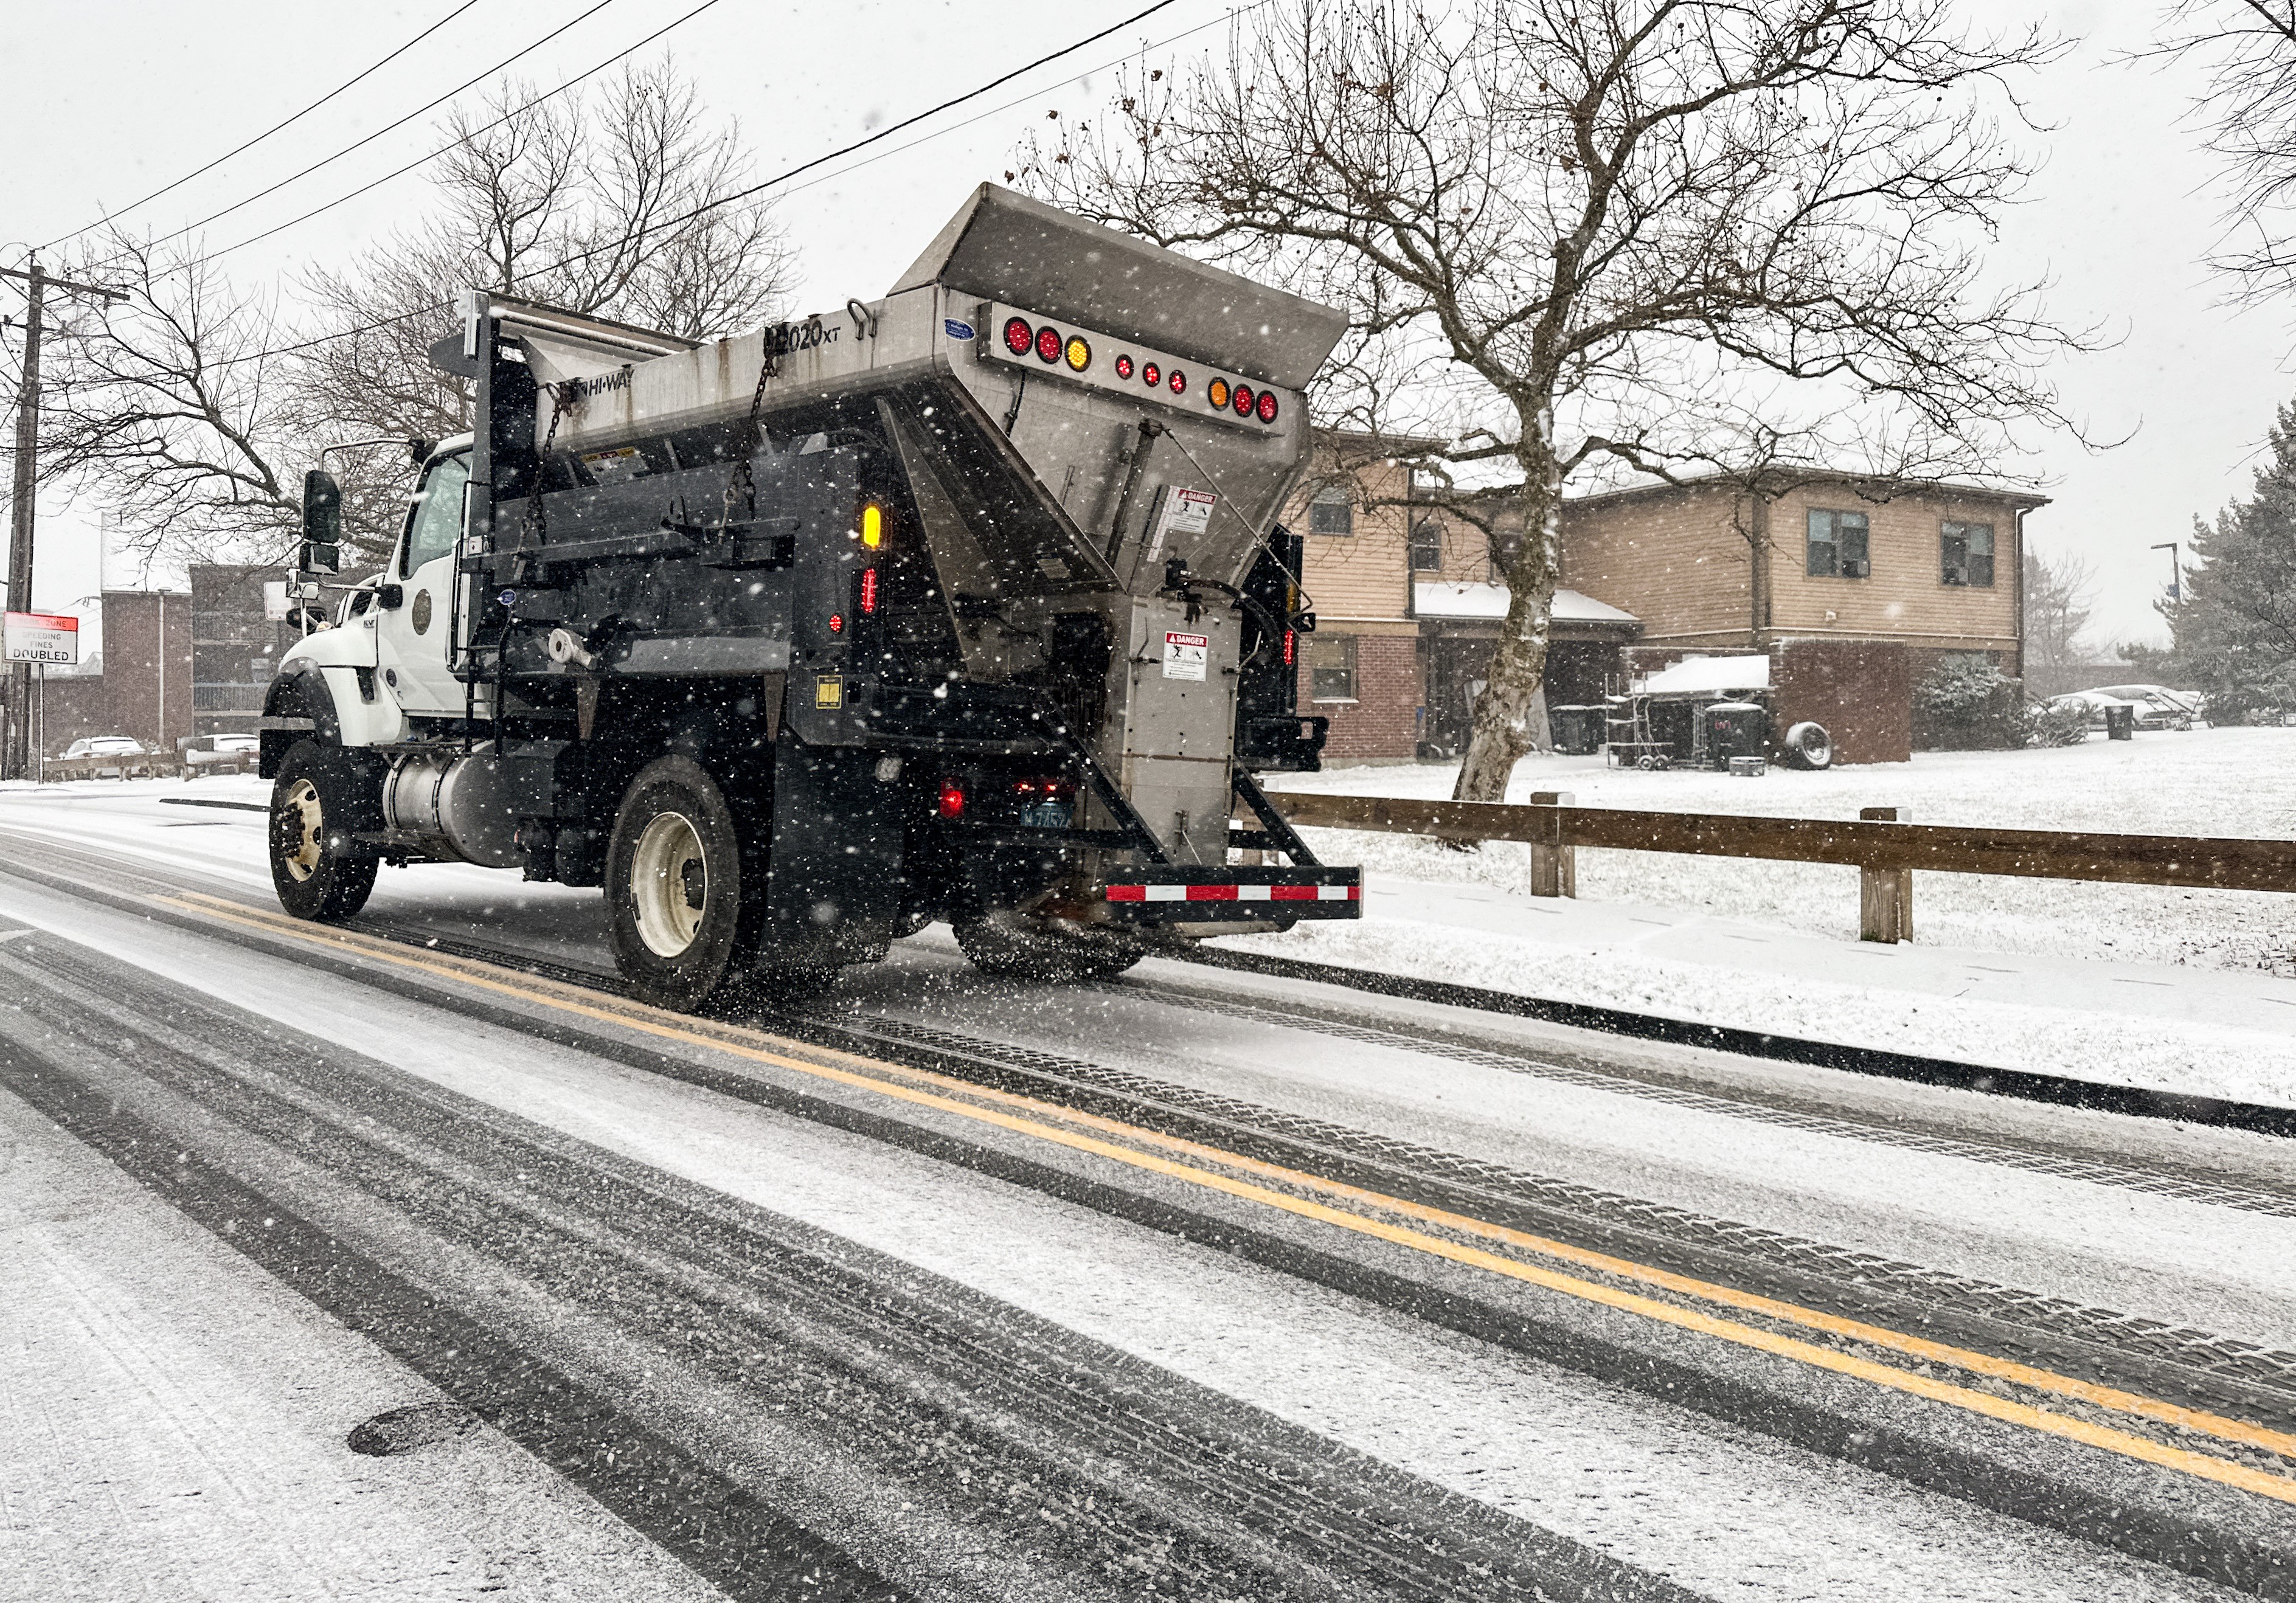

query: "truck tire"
(1780, 721), (1834, 771)
(270, 739), (383, 921)
(954, 913), (1145, 983)
(606, 755), (760, 1011)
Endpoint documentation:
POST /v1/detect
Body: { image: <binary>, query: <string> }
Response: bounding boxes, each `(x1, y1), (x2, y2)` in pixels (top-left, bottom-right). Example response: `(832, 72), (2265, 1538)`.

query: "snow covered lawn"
(1262, 727), (2296, 976)
(1242, 729), (2296, 1109)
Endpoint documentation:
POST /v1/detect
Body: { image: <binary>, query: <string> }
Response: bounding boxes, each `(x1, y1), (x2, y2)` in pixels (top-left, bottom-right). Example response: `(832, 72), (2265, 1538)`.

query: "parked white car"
(182, 733), (261, 767)
(58, 735), (148, 776)
(2084, 684), (2201, 729)
(2045, 691), (2155, 732)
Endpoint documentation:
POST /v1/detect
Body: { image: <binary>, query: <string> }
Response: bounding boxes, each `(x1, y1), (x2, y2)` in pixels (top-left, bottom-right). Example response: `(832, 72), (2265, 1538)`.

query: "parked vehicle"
(57, 736), (148, 777)
(261, 185), (1362, 1011)
(2046, 690), (2187, 733)
(182, 733), (262, 769)
(2084, 684), (2199, 729)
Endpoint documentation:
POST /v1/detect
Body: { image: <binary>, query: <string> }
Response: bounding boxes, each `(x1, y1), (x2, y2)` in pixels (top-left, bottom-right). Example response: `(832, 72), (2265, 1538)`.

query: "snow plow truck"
(260, 184), (1361, 1010)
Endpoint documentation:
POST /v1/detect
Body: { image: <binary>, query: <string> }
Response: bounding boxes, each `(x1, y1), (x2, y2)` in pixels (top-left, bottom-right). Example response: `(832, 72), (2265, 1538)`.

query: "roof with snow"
(1634, 654), (1772, 696)
(1413, 582), (1639, 625)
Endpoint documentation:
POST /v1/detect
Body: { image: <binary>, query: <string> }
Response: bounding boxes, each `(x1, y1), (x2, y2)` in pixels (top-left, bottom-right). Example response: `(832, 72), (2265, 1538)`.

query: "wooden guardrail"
(1266, 789), (2296, 943)
(38, 753), (181, 782)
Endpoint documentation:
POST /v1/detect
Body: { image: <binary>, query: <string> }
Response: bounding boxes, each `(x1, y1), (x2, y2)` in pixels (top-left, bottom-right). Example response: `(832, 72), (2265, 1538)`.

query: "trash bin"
(1550, 705), (1604, 756)
(1701, 701), (1769, 767)
(2105, 703), (2135, 741)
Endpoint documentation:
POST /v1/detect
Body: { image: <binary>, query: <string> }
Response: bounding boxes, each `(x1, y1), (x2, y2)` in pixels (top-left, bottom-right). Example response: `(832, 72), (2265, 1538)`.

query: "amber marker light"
(1064, 335), (1091, 372)
(1207, 378), (1230, 410)
(859, 502), (884, 549)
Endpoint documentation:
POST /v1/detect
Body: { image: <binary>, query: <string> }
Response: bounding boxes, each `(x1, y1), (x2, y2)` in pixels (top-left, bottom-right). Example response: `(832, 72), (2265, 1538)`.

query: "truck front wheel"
(606, 756), (756, 1011)
(270, 740), (382, 921)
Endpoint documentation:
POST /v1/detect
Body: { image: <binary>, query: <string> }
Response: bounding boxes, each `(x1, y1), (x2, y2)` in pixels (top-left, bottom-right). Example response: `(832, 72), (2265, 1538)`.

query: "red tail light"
(1003, 316), (1033, 356)
(1115, 354), (1135, 379)
(1168, 369), (1187, 395)
(1232, 383), (1255, 417)
(937, 779), (965, 820)
(1036, 325), (1063, 363)
(1257, 389), (1279, 423)
(1142, 361), (1160, 387)
(828, 612), (845, 634)
(859, 567), (878, 615)
(1283, 629), (1295, 666)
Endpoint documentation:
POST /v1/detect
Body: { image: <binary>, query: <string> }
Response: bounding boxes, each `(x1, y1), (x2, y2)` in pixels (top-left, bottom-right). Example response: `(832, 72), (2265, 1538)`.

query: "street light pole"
(2149, 541), (2182, 604)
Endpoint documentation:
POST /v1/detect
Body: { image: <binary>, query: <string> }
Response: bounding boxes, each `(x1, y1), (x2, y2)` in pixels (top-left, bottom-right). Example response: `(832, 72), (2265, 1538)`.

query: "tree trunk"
(1452, 451), (1560, 803)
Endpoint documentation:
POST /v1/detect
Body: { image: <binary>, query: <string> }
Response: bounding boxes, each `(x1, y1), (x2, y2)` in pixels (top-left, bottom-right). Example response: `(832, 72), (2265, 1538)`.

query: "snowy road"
(3, 784), (2294, 1600)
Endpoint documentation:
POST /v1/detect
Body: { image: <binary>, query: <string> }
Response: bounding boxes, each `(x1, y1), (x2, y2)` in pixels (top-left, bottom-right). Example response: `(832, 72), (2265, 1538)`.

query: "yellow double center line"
(159, 887), (2296, 1506)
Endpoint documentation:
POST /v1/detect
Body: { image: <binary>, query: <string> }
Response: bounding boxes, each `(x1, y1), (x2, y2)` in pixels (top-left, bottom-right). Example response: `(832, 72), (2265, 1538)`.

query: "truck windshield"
(401, 454), (469, 576)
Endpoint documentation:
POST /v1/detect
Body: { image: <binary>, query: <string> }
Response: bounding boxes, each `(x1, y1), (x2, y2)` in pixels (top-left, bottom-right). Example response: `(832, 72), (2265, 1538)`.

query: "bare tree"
(2021, 545), (2096, 679)
(38, 230), (305, 566)
(2137, 2), (2296, 303)
(299, 61), (797, 559)
(1027, 1), (2096, 800)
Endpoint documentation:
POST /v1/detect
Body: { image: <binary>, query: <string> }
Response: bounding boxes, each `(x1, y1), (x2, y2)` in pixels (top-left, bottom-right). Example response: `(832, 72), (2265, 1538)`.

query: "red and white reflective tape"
(1103, 882), (1359, 903)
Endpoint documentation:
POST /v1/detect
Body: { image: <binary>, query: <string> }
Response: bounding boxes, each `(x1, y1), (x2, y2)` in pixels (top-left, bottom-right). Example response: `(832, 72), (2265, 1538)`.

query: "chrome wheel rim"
(630, 811), (707, 957)
(281, 778), (324, 882)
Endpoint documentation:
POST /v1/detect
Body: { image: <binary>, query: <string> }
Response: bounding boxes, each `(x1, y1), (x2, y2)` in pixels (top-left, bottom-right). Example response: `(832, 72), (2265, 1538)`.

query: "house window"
(1941, 521), (1994, 586)
(1806, 508), (1870, 578)
(1308, 633), (1358, 701)
(1308, 484), (1354, 536)
(1408, 518), (1443, 571)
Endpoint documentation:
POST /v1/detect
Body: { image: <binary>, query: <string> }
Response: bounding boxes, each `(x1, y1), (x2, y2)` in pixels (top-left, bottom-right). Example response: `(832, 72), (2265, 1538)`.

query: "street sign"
(4, 611), (78, 665)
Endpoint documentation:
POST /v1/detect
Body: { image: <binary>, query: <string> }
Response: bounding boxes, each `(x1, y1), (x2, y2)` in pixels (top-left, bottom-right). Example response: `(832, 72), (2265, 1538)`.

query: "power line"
(88, 0), (626, 272)
(187, 0), (728, 272)
(209, 0), (1196, 373)
(40, 1), (484, 251)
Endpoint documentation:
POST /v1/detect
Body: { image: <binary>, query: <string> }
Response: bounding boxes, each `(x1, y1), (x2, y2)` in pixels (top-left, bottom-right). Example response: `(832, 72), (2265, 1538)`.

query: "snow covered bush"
(1913, 656), (2025, 749)
(2023, 699), (2090, 746)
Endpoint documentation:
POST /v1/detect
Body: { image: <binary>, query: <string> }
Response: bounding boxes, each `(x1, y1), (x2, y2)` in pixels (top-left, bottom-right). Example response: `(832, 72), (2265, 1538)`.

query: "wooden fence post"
(1857, 806), (1912, 943)
(1527, 791), (1576, 898)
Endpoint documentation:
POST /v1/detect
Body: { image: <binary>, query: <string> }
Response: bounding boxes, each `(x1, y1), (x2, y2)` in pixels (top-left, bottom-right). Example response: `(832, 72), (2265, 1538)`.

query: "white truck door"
(376, 453), (472, 715)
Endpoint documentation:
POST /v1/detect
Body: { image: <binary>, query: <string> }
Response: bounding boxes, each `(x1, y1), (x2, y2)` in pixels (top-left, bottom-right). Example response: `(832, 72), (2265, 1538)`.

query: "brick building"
(1286, 451), (2043, 766)
(1283, 435), (1643, 762)
(19, 565), (296, 761)
(1560, 473), (2046, 763)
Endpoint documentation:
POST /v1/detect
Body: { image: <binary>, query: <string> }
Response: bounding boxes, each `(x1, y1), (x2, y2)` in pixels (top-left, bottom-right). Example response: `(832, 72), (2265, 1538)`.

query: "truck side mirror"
(301, 469), (342, 575)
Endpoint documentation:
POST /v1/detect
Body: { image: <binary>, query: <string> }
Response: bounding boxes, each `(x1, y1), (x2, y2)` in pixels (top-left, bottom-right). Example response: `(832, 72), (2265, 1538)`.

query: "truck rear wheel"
(270, 740), (382, 921)
(606, 755), (759, 1011)
(954, 913), (1145, 983)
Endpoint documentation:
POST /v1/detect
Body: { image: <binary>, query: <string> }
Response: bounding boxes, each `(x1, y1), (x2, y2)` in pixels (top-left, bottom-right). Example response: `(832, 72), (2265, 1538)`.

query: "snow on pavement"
(0, 1082), (726, 1603)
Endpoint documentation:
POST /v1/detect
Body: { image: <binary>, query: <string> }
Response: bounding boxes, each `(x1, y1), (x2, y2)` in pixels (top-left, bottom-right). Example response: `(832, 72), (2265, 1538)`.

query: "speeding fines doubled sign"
(4, 611), (80, 666)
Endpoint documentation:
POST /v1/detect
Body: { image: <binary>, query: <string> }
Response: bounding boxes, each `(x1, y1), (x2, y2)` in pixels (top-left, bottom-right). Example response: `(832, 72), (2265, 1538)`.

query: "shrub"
(2023, 699), (2090, 747)
(1913, 657), (2026, 750)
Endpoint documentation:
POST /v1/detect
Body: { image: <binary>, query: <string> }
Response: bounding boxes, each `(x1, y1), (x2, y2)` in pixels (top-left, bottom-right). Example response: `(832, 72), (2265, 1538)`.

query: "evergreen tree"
(2155, 402), (2296, 721)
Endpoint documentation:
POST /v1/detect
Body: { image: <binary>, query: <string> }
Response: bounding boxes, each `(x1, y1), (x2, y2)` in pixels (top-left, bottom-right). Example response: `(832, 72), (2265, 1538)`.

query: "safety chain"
(722, 319), (804, 528)
(523, 375), (586, 551)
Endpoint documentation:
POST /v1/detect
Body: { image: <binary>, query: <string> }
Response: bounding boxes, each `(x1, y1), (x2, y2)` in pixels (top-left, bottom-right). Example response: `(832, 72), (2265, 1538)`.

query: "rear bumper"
(1098, 865), (1362, 922)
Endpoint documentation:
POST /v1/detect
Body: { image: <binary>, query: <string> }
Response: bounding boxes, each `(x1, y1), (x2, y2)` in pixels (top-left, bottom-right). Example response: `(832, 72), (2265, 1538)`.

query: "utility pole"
(4, 257), (127, 778)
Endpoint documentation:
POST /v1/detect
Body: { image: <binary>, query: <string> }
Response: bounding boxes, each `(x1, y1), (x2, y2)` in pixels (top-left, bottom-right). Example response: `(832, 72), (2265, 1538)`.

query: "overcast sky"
(5, 0), (2291, 656)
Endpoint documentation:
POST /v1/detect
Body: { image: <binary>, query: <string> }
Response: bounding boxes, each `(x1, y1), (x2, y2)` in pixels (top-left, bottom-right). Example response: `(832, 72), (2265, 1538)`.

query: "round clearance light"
(1064, 335), (1091, 372)
(1114, 353), (1134, 379)
(1002, 316), (1033, 356)
(1257, 389), (1279, 423)
(1232, 383), (1255, 417)
(1035, 325), (1063, 363)
(1168, 368), (1187, 395)
(1142, 361), (1160, 387)
(1207, 378), (1230, 410)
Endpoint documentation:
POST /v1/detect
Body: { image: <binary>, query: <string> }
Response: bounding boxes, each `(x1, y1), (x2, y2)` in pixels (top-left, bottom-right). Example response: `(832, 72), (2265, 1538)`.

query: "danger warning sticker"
(1162, 631), (1209, 681)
